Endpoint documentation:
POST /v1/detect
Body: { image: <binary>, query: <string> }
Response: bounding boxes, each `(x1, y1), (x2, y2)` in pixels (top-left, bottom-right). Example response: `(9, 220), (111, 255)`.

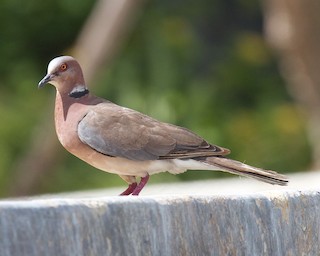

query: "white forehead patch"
(47, 56), (75, 74)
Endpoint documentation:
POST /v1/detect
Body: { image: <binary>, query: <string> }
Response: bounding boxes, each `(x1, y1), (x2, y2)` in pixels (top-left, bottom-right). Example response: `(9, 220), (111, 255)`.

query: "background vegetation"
(0, 1), (311, 197)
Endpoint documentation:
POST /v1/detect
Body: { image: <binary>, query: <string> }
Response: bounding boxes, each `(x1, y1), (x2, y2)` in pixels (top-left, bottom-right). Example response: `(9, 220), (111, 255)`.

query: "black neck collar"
(68, 89), (89, 98)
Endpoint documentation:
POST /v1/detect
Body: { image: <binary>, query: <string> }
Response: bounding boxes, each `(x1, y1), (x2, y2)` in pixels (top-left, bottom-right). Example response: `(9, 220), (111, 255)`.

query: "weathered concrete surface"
(1, 172), (320, 256)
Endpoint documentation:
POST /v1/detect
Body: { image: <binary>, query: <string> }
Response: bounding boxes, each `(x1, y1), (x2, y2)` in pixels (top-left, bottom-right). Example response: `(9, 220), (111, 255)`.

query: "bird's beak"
(38, 74), (54, 88)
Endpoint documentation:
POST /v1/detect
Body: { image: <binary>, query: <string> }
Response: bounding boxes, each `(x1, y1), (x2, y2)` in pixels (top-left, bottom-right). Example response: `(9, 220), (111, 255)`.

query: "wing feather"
(78, 102), (229, 161)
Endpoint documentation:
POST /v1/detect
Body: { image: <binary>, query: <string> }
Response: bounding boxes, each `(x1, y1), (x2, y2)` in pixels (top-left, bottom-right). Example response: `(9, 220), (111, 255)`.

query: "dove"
(38, 56), (288, 195)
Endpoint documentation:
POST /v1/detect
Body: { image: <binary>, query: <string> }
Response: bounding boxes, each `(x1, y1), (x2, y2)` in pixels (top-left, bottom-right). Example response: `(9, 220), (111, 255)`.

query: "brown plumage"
(38, 56), (288, 195)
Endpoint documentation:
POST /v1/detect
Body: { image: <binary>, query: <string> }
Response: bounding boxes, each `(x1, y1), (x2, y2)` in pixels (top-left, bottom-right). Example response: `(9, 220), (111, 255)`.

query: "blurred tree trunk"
(263, 0), (320, 169)
(9, 0), (145, 196)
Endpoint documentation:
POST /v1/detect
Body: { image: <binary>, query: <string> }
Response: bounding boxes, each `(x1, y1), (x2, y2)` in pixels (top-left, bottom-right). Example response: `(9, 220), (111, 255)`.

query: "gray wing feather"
(78, 102), (229, 161)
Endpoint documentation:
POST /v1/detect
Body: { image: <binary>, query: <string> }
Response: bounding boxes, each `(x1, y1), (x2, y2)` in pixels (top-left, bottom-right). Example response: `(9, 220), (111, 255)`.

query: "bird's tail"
(202, 157), (288, 186)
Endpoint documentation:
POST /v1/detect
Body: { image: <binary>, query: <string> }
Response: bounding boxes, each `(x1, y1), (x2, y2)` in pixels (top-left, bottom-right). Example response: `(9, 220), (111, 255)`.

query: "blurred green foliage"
(0, 0), (311, 196)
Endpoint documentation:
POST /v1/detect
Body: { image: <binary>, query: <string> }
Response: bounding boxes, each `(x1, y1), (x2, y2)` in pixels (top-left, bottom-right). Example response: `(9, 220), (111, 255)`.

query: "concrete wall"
(1, 177), (320, 256)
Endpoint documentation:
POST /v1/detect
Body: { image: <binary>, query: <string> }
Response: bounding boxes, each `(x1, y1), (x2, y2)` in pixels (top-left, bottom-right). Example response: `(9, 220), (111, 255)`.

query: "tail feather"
(202, 157), (288, 186)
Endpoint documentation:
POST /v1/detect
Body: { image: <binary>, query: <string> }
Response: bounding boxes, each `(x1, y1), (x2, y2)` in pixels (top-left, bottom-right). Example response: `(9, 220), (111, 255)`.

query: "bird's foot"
(119, 174), (150, 196)
(120, 182), (137, 196)
(131, 174), (150, 196)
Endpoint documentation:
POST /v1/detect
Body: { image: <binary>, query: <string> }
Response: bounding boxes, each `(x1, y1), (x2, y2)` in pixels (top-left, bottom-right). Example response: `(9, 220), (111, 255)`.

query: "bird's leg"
(120, 182), (138, 196)
(131, 174), (150, 196)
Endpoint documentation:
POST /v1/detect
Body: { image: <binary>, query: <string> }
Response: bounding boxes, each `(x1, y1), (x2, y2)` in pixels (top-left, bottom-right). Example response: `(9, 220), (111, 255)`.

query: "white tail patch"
(169, 159), (217, 174)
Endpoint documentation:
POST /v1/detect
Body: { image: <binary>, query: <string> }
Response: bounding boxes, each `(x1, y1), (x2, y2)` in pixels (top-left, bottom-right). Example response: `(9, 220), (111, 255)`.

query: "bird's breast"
(54, 98), (87, 151)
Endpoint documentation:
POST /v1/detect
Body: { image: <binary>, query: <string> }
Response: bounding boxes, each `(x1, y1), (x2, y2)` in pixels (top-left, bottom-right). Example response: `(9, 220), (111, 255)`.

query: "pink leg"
(120, 182), (137, 196)
(131, 174), (150, 196)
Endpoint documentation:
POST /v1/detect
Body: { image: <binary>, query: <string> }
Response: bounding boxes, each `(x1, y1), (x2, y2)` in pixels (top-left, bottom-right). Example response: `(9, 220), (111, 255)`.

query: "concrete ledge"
(1, 172), (320, 255)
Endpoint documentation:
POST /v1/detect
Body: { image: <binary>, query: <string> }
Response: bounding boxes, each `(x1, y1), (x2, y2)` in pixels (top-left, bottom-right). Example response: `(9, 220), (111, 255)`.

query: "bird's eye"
(60, 63), (67, 71)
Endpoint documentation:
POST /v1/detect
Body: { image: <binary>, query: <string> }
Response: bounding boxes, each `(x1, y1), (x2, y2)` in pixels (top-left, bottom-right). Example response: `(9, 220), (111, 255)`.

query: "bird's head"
(38, 56), (87, 96)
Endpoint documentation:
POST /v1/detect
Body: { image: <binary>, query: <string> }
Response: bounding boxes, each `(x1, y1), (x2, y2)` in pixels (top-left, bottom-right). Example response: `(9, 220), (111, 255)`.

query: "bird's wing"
(78, 102), (230, 161)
